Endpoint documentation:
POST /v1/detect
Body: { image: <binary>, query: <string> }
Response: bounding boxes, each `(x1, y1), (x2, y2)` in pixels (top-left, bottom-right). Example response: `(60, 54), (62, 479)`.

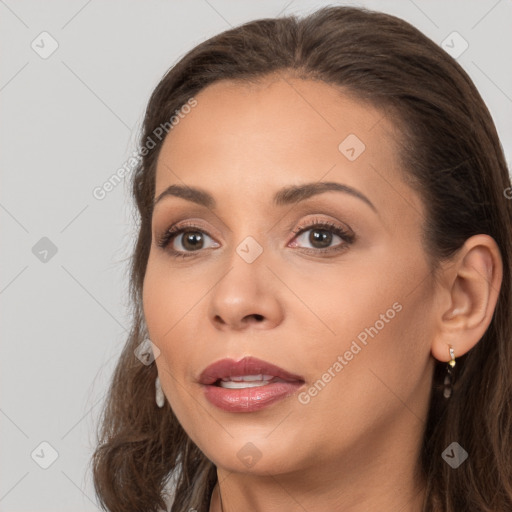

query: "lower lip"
(202, 380), (304, 412)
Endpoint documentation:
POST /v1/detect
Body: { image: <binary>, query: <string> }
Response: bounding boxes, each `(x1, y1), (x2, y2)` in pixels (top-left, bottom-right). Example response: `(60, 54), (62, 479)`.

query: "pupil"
(183, 232), (203, 250)
(311, 229), (331, 248)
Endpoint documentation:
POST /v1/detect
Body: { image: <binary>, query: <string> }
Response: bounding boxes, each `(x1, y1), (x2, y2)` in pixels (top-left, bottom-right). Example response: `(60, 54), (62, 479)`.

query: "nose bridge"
(228, 214), (273, 282)
(224, 207), (271, 267)
(207, 229), (283, 330)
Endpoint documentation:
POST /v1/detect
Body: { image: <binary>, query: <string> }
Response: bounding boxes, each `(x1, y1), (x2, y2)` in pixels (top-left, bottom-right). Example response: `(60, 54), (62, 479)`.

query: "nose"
(208, 252), (284, 332)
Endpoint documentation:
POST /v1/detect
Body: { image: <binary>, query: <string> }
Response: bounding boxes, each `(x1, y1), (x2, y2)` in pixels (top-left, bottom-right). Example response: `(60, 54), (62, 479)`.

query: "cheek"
(291, 246), (432, 399)
(282, 251), (406, 352)
(290, 295), (432, 463)
(142, 255), (208, 383)
(142, 254), (201, 340)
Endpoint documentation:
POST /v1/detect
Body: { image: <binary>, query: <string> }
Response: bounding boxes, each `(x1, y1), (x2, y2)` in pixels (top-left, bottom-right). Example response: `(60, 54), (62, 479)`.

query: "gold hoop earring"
(448, 346), (456, 368)
(443, 345), (456, 399)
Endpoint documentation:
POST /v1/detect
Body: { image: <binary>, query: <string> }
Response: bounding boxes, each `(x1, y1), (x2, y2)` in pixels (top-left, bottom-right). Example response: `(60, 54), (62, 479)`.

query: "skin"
(142, 74), (503, 512)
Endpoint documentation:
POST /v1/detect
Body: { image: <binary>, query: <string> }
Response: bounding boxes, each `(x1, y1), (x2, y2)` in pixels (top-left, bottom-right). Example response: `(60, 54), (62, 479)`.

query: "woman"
(91, 5), (512, 512)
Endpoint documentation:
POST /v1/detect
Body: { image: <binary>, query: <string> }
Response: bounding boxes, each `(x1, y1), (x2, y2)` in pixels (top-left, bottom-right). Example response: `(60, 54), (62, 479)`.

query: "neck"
(209, 446), (427, 512)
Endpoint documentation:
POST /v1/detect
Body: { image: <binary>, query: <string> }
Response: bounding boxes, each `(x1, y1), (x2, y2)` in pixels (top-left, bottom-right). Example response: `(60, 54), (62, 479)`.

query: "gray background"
(1, 0), (511, 510)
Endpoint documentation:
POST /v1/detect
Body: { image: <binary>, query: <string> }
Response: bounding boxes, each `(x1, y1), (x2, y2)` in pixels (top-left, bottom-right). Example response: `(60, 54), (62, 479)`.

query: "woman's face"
(143, 76), (437, 478)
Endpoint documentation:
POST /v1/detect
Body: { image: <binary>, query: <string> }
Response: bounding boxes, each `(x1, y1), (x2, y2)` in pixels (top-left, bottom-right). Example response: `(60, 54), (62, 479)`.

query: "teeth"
(218, 376), (287, 389)
(221, 374), (275, 382)
(219, 380), (273, 389)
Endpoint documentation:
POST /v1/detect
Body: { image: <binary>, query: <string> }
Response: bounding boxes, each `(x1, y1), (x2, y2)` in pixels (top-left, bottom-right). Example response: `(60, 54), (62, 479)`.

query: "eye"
(156, 222), (219, 258)
(289, 218), (355, 255)
(156, 217), (355, 259)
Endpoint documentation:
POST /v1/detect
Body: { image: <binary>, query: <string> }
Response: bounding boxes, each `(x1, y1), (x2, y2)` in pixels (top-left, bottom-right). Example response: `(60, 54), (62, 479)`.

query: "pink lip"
(198, 356), (304, 384)
(198, 356), (305, 413)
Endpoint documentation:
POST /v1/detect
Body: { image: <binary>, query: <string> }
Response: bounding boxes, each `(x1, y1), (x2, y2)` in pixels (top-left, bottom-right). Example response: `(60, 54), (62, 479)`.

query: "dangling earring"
(155, 375), (165, 408)
(443, 345), (456, 399)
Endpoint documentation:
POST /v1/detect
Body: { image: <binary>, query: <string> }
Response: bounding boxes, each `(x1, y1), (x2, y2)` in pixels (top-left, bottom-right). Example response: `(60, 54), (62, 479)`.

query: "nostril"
(243, 313), (264, 324)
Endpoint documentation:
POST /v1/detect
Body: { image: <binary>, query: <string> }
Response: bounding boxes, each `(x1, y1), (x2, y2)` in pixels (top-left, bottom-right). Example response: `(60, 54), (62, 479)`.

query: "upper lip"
(198, 356), (305, 385)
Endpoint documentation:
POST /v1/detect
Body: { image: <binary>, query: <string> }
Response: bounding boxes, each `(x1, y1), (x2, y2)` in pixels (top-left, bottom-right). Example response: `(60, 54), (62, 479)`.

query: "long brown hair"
(90, 6), (512, 511)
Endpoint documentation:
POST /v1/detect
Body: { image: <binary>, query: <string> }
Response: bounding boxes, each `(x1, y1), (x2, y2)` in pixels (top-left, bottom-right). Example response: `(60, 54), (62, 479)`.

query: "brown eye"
(157, 222), (221, 258)
(179, 230), (206, 251)
(289, 220), (355, 255)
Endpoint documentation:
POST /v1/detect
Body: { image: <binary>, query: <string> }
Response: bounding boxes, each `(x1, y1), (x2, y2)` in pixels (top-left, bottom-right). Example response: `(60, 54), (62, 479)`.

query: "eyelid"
(157, 215), (350, 240)
(155, 219), (217, 249)
(290, 216), (354, 236)
(156, 214), (356, 256)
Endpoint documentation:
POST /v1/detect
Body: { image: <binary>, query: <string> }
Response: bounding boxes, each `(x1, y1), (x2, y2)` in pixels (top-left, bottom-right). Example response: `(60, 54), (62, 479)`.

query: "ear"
(431, 234), (503, 363)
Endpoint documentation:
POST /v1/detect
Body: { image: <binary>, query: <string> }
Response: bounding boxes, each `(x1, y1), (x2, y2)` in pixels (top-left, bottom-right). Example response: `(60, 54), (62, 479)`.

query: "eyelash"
(156, 218), (355, 259)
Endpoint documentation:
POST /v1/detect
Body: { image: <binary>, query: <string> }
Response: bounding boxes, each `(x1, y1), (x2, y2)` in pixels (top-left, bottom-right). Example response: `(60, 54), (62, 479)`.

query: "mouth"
(198, 355), (305, 386)
(198, 356), (305, 412)
(214, 374), (293, 389)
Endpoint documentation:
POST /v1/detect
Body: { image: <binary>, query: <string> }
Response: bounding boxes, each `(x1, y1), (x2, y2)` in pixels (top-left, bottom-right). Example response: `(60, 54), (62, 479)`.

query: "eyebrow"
(153, 181), (377, 213)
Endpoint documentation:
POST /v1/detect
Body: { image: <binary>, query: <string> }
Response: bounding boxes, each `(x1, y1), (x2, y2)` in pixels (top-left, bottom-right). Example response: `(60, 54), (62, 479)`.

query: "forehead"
(154, 76), (422, 220)
(157, 76), (388, 163)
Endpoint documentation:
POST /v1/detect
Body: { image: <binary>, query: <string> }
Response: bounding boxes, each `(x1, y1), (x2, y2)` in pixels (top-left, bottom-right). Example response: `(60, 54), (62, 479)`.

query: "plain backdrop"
(1, 1), (511, 510)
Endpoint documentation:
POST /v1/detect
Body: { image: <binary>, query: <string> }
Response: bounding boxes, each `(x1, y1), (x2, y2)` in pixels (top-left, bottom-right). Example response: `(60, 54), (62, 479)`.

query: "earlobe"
(431, 234), (503, 363)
